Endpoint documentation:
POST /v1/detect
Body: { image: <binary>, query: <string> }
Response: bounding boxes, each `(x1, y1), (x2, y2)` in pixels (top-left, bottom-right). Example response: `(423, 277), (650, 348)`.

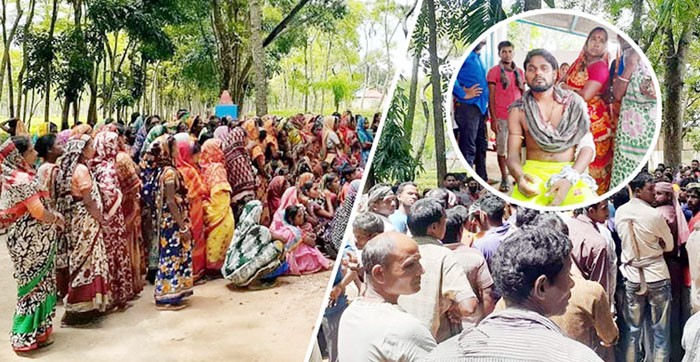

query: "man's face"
(542, 258), (574, 317)
(444, 176), (459, 191)
(372, 195), (396, 217)
(429, 214), (447, 240)
(588, 202), (609, 223)
(499, 46), (514, 64)
(680, 189), (688, 203)
(353, 228), (376, 250)
(637, 182), (656, 205)
(398, 185), (419, 208)
(525, 55), (556, 92)
(654, 189), (671, 207)
(688, 190), (700, 213)
(693, 161), (699, 170)
(382, 235), (424, 296)
(468, 180), (478, 193)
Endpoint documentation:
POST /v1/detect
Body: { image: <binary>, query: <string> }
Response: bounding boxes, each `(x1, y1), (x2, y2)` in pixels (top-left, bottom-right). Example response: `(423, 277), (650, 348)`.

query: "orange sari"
(175, 139), (209, 281)
(565, 51), (613, 194)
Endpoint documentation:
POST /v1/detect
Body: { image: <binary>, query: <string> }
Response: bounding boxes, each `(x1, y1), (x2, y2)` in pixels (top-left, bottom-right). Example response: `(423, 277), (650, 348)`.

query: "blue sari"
(356, 116), (373, 165)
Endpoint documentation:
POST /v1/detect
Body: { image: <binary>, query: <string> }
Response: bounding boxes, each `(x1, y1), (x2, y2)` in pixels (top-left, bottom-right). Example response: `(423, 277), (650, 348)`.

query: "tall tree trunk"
(0, 0), (23, 109)
(405, 51), (420, 140)
(524, 0), (541, 11)
(304, 40), (309, 113)
(6, 52), (14, 117)
(44, 0), (59, 124)
(426, 0), (446, 185)
(250, 0), (267, 116)
(320, 37), (332, 115)
(16, 0), (35, 119)
(662, 24), (692, 167)
(629, 0), (643, 43)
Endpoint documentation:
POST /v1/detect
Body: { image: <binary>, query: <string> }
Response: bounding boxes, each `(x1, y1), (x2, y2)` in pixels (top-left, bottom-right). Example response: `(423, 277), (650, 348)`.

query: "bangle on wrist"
(179, 226), (189, 233)
(617, 75), (630, 83)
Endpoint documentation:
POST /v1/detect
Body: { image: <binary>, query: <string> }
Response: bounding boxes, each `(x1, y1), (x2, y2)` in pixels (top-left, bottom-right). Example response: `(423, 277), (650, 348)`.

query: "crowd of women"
(0, 109), (379, 354)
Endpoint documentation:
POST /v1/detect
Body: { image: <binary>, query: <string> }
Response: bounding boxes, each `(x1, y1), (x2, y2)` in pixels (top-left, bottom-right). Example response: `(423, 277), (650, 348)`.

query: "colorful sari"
(56, 135), (111, 317)
(153, 136), (194, 306)
(610, 62), (657, 187)
(92, 131), (135, 307)
(221, 200), (286, 286)
(175, 138), (208, 282)
(37, 161), (66, 298)
(116, 150), (144, 294)
(140, 144), (164, 274)
(200, 139), (235, 273)
(243, 118), (265, 164)
(223, 126), (256, 204)
(0, 139), (58, 352)
(270, 187), (331, 275)
(267, 176), (287, 214)
(565, 51), (612, 194)
(325, 180), (361, 259)
(356, 115), (374, 166)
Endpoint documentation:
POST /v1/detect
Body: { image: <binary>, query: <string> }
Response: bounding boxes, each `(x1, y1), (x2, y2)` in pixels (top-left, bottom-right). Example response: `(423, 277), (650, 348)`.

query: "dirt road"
(0, 241), (330, 362)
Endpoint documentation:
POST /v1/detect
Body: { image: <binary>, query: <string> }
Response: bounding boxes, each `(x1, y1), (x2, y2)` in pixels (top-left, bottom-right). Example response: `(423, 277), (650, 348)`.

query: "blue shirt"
(453, 51), (489, 114)
(389, 209), (408, 234)
(473, 223), (512, 268)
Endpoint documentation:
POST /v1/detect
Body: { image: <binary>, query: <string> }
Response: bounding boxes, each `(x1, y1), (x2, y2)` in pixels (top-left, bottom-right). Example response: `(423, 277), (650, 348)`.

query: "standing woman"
(175, 138), (208, 283)
(199, 139), (235, 275)
(356, 115), (373, 167)
(114, 124), (145, 294)
(92, 131), (135, 308)
(562, 27), (612, 194)
(56, 134), (111, 326)
(152, 136), (194, 310)
(35, 134), (66, 299)
(1, 136), (65, 353)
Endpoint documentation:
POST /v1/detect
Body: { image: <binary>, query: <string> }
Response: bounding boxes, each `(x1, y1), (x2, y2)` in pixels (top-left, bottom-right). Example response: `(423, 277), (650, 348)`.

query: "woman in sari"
(324, 179), (361, 259)
(355, 115), (374, 166)
(1, 136), (65, 353)
(610, 45), (657, 186)
(132, 115), (161, 161)
(562, 27), (613, 194)
(270, 186), (331, 275)
(222, 200), (287, 289)
(199, 139), (235, 275)
(320, 116), (343, 167)
(267, 175), (288, 217)
(71, 124), (93, 138)
(140, 138), (165, 284)
(92, 131), (135, 308)
(175, 138), (208, 282)
(114, 124), (144, 294)
(56, 134), (111, 326)
(152, 136), (194, 310)
(223, 122), (256, 215)
(35, 134), (66, 299)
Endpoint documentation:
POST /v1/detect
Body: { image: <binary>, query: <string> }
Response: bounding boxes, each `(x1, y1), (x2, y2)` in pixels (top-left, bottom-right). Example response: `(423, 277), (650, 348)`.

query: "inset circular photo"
(449, 9), (661, 210)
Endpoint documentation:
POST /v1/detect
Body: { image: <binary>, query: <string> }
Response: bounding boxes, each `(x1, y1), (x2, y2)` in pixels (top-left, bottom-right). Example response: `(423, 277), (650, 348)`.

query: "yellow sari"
(200, 139), (235, 273)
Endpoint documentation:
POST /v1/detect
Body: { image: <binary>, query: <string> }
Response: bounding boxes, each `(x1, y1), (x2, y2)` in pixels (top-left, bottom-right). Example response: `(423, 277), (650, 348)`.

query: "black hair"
(191, 142), (201, 155)
(443, 208), (465, 244)
(498, 41), (514, 52)
(11, 135), (32, 154)
(199, 132), (214, 146)
(491, 227), (572, 304)
(466, 177), (476, 184)
(425, 188), (449, 209)
(301, 181), (314, 195)
(629, 172), (654, 193)
(533, 213), (569, 236)
(444, 173), (458, 181)
(480, 193), (506, 222)
(35, 134), (56, 159)
(515, 206), (540, 227)
(523, 48), (558, 71)
(586, 27), (609, 44)
(284, 205), (302, 224)
(407, 198), (445, 237)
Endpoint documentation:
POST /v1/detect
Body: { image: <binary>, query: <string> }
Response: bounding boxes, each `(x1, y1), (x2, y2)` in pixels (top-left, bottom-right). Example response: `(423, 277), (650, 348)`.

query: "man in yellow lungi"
(507, 49), (597, 206)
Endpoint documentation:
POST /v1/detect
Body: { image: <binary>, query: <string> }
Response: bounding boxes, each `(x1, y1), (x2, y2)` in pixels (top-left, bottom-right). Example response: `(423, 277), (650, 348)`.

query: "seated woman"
(277, 204), (332, 275)
(221, 200), (287, 289)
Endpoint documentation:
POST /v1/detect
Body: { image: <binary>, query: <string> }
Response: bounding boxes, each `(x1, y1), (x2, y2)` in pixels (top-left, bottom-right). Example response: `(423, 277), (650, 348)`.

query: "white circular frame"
(446, 8), (663, 212)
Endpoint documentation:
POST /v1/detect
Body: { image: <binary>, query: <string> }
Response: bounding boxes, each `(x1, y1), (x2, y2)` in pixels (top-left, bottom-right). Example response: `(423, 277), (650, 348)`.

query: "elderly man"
(400, 198), (477, 342)
(615, 172), (674, 361)
(425, 227), (603, 361)
(337, 232), (436, 362)
(507, 48), (597, 206)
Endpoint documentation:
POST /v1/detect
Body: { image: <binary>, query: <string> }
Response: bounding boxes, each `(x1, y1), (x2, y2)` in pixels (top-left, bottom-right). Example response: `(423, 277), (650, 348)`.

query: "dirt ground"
(0, 238), (331, 362)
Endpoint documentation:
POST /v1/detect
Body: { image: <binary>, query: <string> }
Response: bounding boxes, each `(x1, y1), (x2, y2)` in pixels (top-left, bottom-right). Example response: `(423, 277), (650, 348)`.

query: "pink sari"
(269, 187), (330, 275)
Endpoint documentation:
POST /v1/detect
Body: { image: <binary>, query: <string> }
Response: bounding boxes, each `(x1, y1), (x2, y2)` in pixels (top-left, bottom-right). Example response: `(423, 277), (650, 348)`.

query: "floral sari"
(116, 149), (144, 293)
(200, 139), (235, 273)
(175, 138), (208, 282)
(565, 50), (612, 194)
(223, 126), (256, 204)
(92, 131), (135, 307)
(0, 139), (58, 352)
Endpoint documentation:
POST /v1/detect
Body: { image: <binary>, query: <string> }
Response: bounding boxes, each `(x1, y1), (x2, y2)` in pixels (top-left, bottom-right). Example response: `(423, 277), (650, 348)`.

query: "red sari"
(565, 51), (612, 194)
(175, 139), (209, 282)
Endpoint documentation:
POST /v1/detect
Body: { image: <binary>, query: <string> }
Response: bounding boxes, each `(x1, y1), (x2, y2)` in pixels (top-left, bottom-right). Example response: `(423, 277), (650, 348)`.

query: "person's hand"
(179, 228), (192, 243)
(517, 174), (540, 198)
(53, 212), (65, 230)
(462, 84), (483, 100)
(447, 303), (462, 324)
(547, 178), (572, 206)
(491, 119), (499, 134)
(328, 285), (343, 307)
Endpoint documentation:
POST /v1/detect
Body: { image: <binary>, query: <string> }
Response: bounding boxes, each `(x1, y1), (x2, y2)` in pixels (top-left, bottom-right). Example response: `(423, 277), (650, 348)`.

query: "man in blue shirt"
(453, 41), (489, 181)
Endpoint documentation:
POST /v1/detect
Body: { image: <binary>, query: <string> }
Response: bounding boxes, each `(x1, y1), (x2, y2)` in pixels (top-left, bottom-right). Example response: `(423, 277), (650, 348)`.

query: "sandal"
(499, 180), (511, 193)
(156, 303), (187, 311)
(247, 279), (278, 291)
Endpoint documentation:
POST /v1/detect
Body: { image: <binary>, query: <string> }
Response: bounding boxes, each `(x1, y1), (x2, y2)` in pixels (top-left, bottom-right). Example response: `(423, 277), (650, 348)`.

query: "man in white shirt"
(615, 172), (674, 361)
(337, 232), (436, 362)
